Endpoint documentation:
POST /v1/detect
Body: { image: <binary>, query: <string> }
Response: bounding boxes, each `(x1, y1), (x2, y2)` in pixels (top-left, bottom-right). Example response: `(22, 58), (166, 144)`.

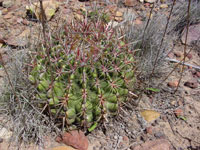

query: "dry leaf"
(56, 130), (88, 150)
(141, 110), (160, 122)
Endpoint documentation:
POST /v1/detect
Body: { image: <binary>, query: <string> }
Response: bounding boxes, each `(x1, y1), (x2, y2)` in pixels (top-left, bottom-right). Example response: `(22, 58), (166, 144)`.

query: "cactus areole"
(29, 15), (135, 131)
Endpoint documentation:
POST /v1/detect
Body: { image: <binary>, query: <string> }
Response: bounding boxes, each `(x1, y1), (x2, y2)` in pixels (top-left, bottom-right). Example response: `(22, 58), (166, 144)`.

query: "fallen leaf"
(51, 146), (77, 150)
(146, 88), (160, 92)
(141, 110), (160, 122)
(56, 130), (88, 150)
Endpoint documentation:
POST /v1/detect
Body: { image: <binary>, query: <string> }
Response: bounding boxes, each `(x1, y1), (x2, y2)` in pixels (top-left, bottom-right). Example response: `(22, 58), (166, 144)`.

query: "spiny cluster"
(29, 14), (135, 130)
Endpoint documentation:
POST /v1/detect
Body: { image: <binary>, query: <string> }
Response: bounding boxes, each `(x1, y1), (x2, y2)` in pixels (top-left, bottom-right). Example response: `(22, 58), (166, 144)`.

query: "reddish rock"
(184, 81), (198, 89)
(146, 126), (153, 134)
(135, 18), (143, 25)
(124, 0), (137, 7)
(120, 135), (129, 147)
(174, 51), (182, 57)
(174, 108), (183, 117)
(144, 3), (150, 7)
(133, 139), (171, 150)
(196, 72), (200, 78)
(56, 130), (88, 150)
(167, 81), (179, 88)
(181, 23), (200, 46)
(167, 52), (173, 58)
(186, 53), (192, 59)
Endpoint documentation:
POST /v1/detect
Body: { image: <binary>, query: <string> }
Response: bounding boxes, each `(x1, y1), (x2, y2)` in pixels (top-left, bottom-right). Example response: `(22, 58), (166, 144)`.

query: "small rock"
(134, 18), (143, 25)
(0, 128), (12, 140)
(174, 108), (183, 117)
(3, 13), (13, 19)
(120, 135), (129, 147)
(174, 51), (182, 57)
(144, 3), (150, 7)
(133, 139), (171, 150)
(114, 16), (123, 22)
(186, 53), (192, 59)
(184, 81), (198, 89)
(160, 4), (168, 9)
(144, 0), (156, 3)
(115, 11), (123, 17)
(196, 72), (200, 78)
(146, 126), (153, 134)
(124, 0), (136, 7)
(2, 0), (14, 8)
(154, 131), (165, 138)
(181, 23), (200, 46)
(167, 52), (173, 58)
(167, 81), (179, 88)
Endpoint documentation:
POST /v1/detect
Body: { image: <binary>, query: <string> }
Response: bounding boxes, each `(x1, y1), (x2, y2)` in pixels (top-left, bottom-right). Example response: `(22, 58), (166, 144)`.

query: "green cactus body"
(29, 11), (135, 130)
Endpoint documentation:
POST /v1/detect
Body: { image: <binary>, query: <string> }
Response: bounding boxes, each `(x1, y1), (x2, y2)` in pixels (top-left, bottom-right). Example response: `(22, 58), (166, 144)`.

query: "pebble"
(186, 53), (192, 59)
(160, 4), (168, 9)
(167, 81), (179, 88)
(184, 81), (198, 89)
(154, 132), (165, 138)
(174, 51), (182, 57)
(174, 108), (183, 117)
(124, 0), (136, 7)
(146, 126), (153, 134)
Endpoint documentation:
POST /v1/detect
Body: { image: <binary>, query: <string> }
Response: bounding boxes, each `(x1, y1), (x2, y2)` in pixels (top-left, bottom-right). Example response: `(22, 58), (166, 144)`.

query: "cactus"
(29, 12), (135, 130)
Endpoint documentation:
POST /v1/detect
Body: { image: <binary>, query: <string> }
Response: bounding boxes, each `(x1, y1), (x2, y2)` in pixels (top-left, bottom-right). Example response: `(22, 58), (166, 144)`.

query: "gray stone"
(181, 23), (200, 46)
(144, 0), (156, 3)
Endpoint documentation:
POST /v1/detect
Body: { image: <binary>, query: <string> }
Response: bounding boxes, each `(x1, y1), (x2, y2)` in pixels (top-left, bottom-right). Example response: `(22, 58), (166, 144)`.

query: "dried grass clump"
(0, 47), (60, 146)
(169, 0), (200, 34)
(123, 12), (172, 76)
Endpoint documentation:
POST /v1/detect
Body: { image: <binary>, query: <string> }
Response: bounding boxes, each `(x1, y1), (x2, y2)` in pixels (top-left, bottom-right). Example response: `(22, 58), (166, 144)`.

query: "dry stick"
(141, 1), (156, 48)
(151, 0), (176, 75)
(165, 57), (200, 70)
(39, 0), (54, 120)
(174, 0), (191, 93)
(0, 53), (20, 104)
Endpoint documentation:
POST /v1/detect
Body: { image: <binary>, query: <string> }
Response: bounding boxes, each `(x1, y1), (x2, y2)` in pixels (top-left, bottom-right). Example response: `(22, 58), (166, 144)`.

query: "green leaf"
(88, 122), (98, 132)
(146, 88), (160, 92)
(178, 116), (187, 121)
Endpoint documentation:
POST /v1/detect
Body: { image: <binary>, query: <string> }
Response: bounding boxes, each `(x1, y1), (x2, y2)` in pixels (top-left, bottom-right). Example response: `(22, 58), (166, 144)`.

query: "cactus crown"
(29, 11), (135, 131)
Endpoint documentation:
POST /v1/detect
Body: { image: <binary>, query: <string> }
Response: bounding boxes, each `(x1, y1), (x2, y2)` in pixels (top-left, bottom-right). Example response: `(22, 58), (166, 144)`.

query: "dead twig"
(151, 0), (176, 74)
(165, 57), (200, 70)
(174, 0), (191, 93)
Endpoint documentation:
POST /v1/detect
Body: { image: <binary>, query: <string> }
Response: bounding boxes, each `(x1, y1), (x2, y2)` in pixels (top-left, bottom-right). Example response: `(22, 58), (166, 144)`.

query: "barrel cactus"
(29, 12), (135, 130)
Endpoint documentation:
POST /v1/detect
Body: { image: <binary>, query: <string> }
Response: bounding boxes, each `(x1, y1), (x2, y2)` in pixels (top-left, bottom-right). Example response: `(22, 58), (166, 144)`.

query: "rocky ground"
(0, 0), (200, 150)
